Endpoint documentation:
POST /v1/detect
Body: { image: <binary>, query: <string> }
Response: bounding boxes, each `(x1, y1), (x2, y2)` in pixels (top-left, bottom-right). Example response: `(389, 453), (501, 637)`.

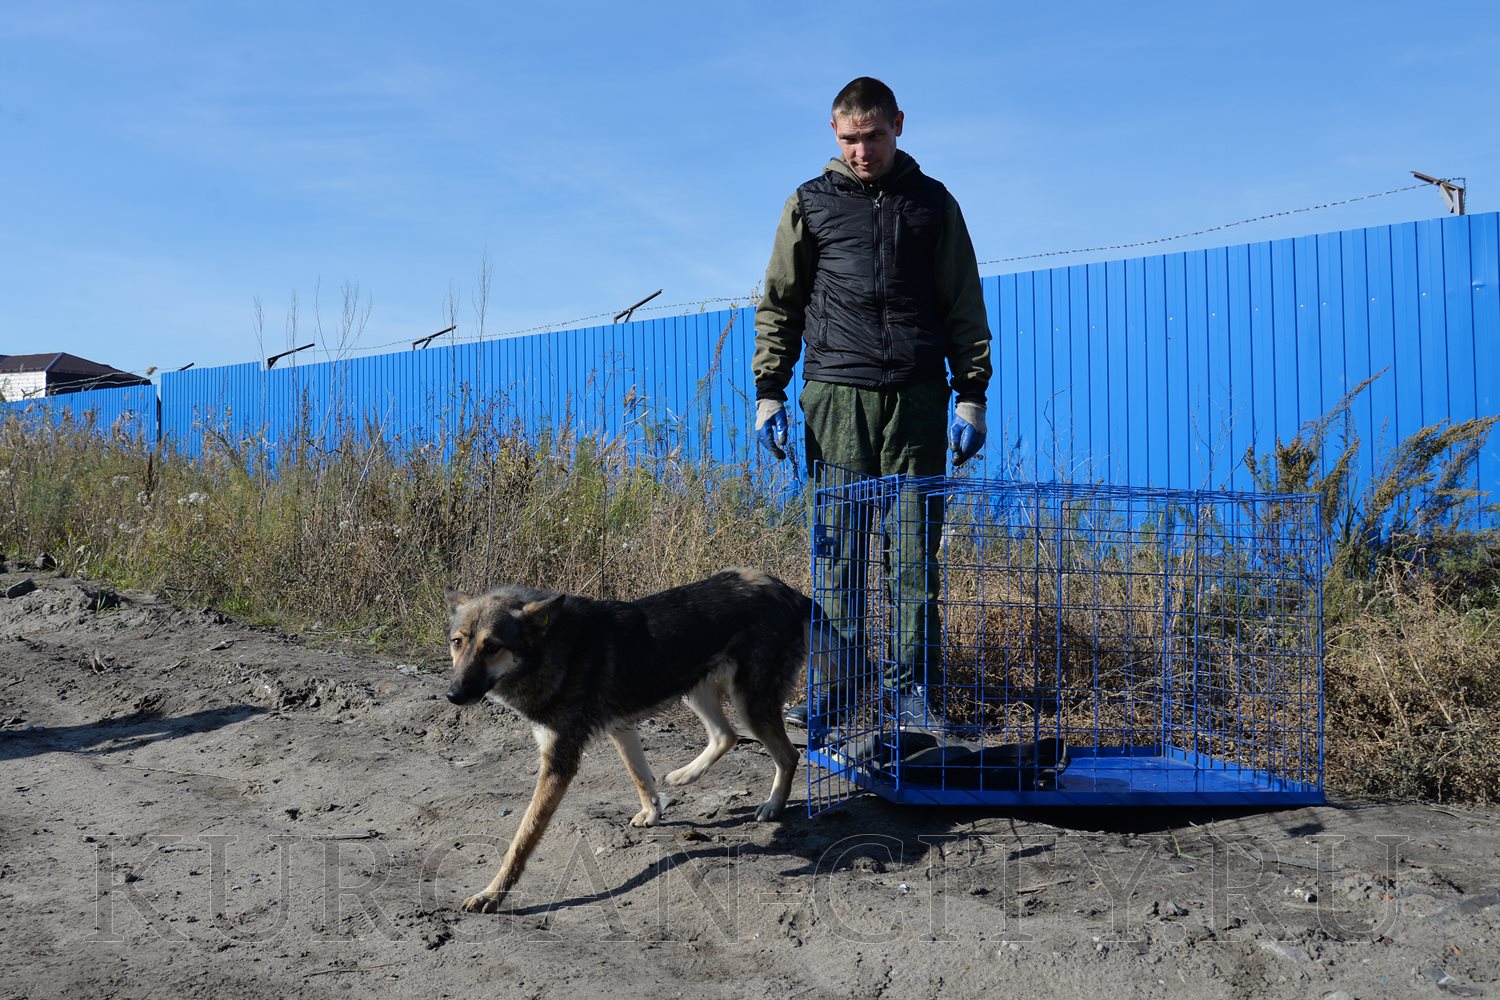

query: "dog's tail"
(806, 597), (863, 724)
(727, 567), (815, 628)
(740, 571), (833, 699)
(778, 583), (834, 665)
(807, 597), (839, 659)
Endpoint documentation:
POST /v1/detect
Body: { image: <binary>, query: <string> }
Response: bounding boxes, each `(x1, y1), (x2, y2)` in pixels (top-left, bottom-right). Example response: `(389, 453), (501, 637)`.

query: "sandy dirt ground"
(2, 570), (1498, 1000)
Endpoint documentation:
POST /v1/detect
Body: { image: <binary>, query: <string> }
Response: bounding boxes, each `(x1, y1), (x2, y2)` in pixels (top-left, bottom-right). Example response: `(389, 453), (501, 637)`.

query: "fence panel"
(0, 384), (157, 442)
(13, 213), (1494, 524)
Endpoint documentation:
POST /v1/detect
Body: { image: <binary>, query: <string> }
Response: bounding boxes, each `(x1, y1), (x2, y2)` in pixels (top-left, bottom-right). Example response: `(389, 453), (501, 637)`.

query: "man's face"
(830, 111), (904, 182)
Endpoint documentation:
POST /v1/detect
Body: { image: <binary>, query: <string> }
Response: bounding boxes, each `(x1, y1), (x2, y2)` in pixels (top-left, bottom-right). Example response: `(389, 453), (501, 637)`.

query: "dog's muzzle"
(446, 681), (484, 705)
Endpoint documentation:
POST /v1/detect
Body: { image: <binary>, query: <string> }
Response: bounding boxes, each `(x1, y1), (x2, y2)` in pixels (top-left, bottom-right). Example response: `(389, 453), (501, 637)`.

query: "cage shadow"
(498, 788), (1335, 920)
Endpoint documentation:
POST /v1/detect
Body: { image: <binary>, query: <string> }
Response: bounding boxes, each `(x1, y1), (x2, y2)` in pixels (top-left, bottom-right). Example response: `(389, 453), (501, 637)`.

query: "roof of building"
(0, 353), (146, 383)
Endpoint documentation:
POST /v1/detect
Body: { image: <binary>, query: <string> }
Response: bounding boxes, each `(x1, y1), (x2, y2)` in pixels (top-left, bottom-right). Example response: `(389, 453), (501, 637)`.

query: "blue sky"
(2, 0), (1496, 377)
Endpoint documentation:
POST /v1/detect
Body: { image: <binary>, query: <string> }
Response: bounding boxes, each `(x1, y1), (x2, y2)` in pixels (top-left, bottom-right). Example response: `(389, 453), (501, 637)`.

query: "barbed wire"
(380, 178), (1454, 353)
(977, 179), (1459, 265)
(328, 295), (756, 358)
(39, 177), (1454, 379)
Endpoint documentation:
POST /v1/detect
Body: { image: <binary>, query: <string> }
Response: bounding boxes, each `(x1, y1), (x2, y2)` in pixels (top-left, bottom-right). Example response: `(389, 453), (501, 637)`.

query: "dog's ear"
(520, 593), (566, 634)
(444, 587), (473, 612)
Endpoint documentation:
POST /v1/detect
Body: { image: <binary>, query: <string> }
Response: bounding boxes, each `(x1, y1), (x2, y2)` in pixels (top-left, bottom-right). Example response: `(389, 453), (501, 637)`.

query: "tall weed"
(1244, 374), (1499, 802)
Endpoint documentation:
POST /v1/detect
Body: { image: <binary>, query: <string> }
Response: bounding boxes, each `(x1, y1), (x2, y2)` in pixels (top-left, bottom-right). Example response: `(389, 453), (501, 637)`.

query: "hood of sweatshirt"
(823, 149), (920, 191)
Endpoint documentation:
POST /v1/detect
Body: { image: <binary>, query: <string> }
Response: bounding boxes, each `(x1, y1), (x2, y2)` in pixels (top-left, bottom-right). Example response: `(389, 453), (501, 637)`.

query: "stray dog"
(443, 568), (808, 913)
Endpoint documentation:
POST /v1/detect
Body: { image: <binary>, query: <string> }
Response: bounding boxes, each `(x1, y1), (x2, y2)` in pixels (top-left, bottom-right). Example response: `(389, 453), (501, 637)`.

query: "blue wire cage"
(805, 466), (1325, 811)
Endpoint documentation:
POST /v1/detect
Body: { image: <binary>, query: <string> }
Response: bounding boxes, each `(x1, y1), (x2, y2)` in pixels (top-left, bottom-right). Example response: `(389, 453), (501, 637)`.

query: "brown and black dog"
(442, 568), (808, 913)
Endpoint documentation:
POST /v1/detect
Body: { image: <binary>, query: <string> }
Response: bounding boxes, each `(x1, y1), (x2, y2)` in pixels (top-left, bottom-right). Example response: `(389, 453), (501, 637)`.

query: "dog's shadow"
(502, 796), (1319, 917)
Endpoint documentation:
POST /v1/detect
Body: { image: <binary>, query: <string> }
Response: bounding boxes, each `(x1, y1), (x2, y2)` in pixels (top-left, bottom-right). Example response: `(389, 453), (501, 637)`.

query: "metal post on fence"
(413, 325), (456, 350)
(265, 343), (314, 369)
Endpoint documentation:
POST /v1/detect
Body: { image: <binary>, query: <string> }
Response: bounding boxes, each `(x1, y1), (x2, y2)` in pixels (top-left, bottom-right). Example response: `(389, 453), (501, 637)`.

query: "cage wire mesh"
(805, 465), (1324, 810)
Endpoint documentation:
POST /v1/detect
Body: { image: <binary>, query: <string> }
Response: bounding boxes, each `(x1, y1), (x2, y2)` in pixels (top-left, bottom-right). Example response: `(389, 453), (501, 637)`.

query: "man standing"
(753, 76), (992, 727)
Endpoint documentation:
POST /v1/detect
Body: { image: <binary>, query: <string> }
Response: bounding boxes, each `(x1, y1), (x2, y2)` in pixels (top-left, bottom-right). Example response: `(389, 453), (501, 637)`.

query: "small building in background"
(0, 353), (150, 401)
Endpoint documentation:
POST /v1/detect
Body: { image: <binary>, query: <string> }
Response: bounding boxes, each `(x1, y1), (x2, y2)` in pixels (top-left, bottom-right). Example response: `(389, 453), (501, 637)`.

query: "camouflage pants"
(801, 379), (947, 692)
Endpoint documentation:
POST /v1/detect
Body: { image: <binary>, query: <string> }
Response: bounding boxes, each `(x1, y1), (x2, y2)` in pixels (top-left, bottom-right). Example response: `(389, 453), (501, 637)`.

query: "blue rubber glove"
(756, 399), (789, 461)
(949, 401), (986, 467)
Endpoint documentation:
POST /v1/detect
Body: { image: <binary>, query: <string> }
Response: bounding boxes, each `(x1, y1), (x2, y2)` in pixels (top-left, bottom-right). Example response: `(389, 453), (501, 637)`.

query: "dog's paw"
(664, 765), (701, 787)
(754, 801), (783, 822)
(461, 890), (506, 914)
(630, 803), (661, 828)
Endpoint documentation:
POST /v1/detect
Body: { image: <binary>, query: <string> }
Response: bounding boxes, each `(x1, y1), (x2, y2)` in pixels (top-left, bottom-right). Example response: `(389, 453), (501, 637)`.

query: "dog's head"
(443, 586), (565, 706)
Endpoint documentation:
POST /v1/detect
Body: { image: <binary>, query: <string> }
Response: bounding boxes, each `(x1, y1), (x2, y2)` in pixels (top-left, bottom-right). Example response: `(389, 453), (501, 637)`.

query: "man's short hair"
(831, 77), (899, 125)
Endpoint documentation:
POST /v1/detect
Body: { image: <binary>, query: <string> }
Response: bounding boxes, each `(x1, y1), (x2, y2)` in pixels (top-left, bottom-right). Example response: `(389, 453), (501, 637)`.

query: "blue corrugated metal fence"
(6, 213), (1497, 516)
(155, 309), (785, 471)
(988, 213), (1498, 505)
(0, 384), (157, 442)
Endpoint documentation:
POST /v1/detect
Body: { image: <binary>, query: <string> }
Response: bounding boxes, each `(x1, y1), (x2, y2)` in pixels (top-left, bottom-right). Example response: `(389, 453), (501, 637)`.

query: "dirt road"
(2, 572), (1497, 999)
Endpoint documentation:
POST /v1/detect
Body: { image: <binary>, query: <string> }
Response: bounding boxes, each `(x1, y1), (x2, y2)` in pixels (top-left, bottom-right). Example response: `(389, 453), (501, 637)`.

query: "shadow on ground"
(0, 705), (266, 762)
(502, 789), (1339, 917)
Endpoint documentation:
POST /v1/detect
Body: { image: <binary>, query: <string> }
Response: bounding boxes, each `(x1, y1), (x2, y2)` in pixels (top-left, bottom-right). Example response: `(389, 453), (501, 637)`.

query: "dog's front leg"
(608, 725), (661, 827)
(463, 738), (580, 913)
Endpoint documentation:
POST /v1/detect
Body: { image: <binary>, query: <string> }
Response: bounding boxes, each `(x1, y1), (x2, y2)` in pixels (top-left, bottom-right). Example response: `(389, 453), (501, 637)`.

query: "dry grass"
(3, 384), (1497, 803)
(0, 407), (808, 653)
(908, 499), (1322, 781)
(1323, 550), (1500, 802)
(1244, 374), (1500, 804)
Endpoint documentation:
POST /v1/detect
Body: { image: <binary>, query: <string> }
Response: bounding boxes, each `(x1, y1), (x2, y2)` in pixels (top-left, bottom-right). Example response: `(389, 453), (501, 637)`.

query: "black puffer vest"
(797, 159), (949, 389)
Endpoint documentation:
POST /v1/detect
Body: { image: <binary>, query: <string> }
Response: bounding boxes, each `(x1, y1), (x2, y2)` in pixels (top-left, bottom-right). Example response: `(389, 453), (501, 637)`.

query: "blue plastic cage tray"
(805, 469), (1325, 812)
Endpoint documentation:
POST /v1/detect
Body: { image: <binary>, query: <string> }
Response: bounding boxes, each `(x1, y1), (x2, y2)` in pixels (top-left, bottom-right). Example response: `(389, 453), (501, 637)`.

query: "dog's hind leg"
(664, 675), (738, 787)
(608, 725), (662, 827)
(463, 735), (580, 914)
(731, 685), (800, 822)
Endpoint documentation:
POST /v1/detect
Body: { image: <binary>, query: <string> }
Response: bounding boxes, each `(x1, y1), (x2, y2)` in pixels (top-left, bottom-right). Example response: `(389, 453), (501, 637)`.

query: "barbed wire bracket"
(613, 289), (662, 324)
(1411, 171), (1466, 215)
(266, 343), (315, 369)
(413, 324), (457, 350)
